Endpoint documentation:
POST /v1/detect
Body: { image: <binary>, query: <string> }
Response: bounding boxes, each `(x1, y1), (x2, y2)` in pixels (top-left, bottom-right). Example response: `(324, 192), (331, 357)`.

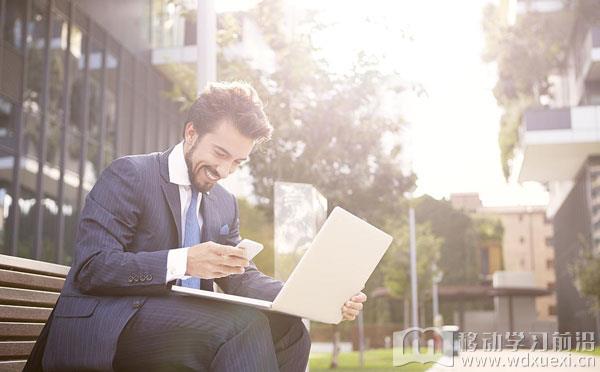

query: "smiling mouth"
(204, 167), (220, 182)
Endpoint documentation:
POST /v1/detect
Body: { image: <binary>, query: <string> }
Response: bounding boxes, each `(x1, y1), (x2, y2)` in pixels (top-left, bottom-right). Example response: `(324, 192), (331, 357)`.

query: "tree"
(168, 0), (415, 224)
(227, 5), (414, 221)
(573, 244), (600, 311)
(414, 195), (480, 285)
(382, 221), (442, 297)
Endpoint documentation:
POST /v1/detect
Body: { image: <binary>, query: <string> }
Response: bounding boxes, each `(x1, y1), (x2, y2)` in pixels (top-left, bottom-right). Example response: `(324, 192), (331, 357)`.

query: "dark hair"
(184, 81), (272, 143)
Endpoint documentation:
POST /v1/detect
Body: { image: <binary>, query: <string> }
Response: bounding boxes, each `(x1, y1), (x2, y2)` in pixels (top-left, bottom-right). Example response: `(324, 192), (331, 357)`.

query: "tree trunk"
(330, 325), (340, 369)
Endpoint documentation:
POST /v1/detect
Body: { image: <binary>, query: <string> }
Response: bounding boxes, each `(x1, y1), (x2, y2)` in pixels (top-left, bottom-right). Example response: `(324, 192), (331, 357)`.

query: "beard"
(184, 140), (219, 193)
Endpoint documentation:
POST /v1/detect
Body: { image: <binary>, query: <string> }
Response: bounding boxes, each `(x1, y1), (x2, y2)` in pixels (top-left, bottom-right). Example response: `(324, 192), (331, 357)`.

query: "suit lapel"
(200, 192), (218, 244)
(159, 147), (183, 247)
(162, 183), (182, 247)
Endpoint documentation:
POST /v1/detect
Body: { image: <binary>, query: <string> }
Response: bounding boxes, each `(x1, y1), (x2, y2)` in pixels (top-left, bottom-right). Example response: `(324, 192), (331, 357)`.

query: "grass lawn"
(309, 348), (435, 372)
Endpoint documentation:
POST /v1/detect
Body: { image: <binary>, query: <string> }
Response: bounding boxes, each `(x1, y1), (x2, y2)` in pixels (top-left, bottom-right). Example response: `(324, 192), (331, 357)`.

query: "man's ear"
(184, 122), (197, 144)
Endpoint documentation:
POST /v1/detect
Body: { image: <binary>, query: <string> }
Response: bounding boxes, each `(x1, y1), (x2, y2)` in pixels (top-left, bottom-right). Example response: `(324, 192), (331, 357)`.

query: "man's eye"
(215, 151), (226, 158)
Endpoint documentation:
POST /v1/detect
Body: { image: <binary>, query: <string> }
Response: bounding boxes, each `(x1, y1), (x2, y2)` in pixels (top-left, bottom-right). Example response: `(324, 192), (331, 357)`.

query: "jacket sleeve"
(215, 194), (284, 301)
(72, 157), (170, 296)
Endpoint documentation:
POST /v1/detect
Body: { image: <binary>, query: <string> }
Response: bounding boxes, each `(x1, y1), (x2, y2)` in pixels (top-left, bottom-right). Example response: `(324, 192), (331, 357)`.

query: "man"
(27, 82), (367, 371)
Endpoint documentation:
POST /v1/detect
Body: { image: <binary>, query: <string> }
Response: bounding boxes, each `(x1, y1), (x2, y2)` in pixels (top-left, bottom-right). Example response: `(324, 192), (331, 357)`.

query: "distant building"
(479, 206), (557, 322)
(449, 192), (483, 214)
(450, 193), (557, 322)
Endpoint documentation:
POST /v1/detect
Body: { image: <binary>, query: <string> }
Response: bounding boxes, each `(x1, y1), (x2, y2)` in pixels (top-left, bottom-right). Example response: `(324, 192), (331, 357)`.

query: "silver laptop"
(171, 207), (393, 324)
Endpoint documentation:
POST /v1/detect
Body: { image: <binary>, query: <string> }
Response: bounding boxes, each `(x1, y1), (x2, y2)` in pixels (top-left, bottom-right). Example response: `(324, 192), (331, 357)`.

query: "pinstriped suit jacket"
(40, 147), (283, 372)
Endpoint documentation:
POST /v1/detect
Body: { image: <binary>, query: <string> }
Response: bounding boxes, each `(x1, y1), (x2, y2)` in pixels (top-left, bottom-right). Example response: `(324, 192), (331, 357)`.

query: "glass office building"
(0, 0), (186, 265)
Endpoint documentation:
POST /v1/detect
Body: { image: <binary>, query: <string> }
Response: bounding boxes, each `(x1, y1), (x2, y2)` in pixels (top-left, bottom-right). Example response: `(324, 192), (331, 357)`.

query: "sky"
(218, 0), (549, 207)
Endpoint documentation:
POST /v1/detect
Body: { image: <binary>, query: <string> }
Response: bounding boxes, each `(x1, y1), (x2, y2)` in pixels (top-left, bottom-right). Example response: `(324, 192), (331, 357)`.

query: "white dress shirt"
(165, 141), (203, 283)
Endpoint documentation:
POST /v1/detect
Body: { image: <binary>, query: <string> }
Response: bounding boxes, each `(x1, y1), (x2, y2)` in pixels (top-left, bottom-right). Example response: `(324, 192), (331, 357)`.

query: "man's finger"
(342, 313), (356, 321)
(346, 308), (360, 317)
(221, 255), (249, 267)
(342, 306), (360, 318)
(351, 292), (367, 303)
(214, 254), (242, 267)
(345, 301), (363, 311)
(219, 245), (247, 259)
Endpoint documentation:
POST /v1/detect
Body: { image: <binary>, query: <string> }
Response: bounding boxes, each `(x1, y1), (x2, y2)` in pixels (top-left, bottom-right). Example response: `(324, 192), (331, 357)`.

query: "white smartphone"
(236, 239), (264, 260)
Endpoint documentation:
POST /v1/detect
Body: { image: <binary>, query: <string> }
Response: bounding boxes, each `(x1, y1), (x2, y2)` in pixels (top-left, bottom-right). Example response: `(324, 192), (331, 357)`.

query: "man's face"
(183, 120), (254, 192)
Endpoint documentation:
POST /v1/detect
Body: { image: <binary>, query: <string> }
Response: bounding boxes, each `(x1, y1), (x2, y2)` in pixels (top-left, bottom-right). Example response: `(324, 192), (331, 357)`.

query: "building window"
(546, 259), (554, 270)
(0, 97), (17, 256)
(0, 95), (16, 142)
(103, 43), (119, 168)
(4, 0), (26, 50)
(549, 305), (557, 316)
(520, 236), (525, 244)
(547, 282), (555, 291)
(85, 36), (104, 187)
(545, 236), (553, 247)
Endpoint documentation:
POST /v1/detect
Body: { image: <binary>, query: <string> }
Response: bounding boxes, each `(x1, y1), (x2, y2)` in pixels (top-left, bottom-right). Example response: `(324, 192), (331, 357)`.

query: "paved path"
(426, 350), (600, 371)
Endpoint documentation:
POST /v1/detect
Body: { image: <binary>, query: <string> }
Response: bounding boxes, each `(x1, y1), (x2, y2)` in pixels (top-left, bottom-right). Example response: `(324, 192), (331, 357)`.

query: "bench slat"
(0, 255), (69, 278)
(0, 287), (58, 307)
(0, 341), (35, 358)
(0, 360), (27, 371)
(0, 269), (64, 292)
(0, 255), (69, 365)
(0, 323), (44, 340)
(0, 305), (51, 323)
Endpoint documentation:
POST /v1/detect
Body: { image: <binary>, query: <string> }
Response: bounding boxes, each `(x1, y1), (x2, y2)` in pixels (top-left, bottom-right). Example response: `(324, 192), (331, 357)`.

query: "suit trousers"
(112, 294), (311, 372)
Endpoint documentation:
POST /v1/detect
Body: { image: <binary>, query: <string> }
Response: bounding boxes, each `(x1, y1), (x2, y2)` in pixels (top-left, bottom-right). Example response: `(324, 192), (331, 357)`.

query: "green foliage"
(482, 5), (571, 105)
(413, 195), (480, 285)
(161, 63), (198, 111)
(573, 247), (600, 310)
(473, 216), (503, 243)
(381, 218), (442, 299)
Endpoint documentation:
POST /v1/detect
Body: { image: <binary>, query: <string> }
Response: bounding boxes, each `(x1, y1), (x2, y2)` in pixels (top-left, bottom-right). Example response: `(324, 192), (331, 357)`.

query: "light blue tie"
(181, 189), (201, 289)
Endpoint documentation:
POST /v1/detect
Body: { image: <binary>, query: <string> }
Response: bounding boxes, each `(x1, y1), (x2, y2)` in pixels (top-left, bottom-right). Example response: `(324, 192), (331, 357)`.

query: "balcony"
(517, 106), (600, 182)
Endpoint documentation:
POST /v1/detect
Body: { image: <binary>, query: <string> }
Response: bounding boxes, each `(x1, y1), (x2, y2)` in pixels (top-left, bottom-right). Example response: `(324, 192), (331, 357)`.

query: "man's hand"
(186, 242), (249, 279)
(341, 292), (367, 321)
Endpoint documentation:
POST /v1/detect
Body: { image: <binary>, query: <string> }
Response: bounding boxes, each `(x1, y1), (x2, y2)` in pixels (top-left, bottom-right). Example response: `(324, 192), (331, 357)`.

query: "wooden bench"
(0, 254), (69, 371)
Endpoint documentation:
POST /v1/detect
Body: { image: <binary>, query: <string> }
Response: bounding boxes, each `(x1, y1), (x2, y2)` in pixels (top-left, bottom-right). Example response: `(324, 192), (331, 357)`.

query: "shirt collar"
(168, 141), (191, 186)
